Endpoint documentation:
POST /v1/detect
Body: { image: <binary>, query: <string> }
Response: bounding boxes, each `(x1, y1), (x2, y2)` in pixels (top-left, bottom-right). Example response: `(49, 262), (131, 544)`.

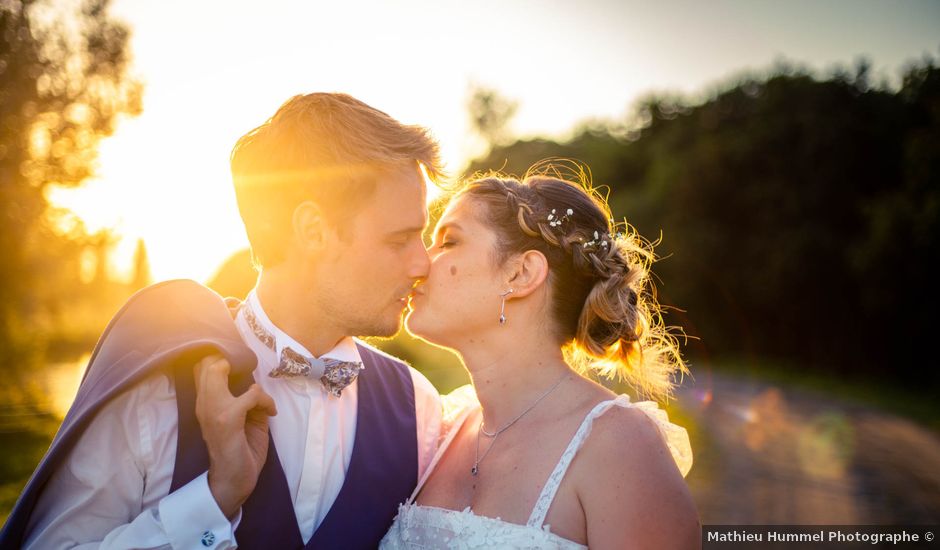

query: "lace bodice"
(380, 389), (693, 549)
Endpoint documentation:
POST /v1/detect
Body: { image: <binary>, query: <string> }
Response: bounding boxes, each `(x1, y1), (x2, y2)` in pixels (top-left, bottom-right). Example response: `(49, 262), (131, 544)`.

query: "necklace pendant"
(470, 465), (479, 476)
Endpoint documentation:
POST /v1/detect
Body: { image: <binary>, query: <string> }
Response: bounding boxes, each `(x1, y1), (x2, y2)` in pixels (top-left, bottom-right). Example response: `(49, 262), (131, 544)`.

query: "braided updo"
(458, 162), (688, 401)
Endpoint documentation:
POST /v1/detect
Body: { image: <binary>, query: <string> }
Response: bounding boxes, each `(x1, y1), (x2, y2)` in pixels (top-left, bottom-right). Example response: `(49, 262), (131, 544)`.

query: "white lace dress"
(380, 388), (693, 549)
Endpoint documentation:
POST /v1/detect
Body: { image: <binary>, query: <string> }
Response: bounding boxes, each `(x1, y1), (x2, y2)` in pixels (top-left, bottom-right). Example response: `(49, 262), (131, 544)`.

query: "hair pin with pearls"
(547, 208), (573, 228)
(583, 230), (611, 251)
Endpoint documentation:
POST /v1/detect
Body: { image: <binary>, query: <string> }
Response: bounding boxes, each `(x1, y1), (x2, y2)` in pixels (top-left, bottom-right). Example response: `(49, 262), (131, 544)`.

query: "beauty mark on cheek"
(450, 265), (457, 276)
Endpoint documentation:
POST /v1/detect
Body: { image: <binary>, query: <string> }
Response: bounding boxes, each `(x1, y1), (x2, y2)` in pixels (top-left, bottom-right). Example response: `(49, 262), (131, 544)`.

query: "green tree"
(130, 238), (151, 291)
(0, 0), (141, 370)
(466, 57), (939, 391)
(467, 84), (518, 151)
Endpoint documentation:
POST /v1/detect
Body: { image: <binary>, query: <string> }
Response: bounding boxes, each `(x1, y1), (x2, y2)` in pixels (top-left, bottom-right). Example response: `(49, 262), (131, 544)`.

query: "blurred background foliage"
(1, 0), (141, 378)
(1, 0), (143, 518)
(1, 0), (938, 526)
(463, 60), (940, 396)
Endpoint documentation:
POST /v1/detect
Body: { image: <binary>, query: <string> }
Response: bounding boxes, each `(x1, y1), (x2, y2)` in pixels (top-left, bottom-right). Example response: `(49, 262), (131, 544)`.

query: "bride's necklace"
(471, 373), (569, 477)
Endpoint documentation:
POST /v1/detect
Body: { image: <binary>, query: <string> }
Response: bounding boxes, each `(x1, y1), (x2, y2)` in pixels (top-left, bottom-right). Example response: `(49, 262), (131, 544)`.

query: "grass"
(2, 349), (934, 527)
(0, 414), (60, 526)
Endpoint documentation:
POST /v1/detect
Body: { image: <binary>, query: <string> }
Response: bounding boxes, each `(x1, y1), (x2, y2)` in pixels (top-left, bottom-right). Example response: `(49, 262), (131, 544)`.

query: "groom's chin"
(350, 308), (403, 340)
(368, 315), (405, 339)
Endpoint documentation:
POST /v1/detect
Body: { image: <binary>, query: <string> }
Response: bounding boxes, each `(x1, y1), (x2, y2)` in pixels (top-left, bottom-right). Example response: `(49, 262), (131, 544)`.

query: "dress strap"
(526, 395), (633, 528)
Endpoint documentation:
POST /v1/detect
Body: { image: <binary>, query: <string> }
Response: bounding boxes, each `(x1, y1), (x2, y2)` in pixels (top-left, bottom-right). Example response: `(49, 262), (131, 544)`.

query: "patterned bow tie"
(269, 347), (364, 397)
(241, 301), (363, 397)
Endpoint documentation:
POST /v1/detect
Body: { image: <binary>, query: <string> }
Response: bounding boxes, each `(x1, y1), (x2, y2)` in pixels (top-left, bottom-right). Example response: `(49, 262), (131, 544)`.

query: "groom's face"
(312, 165), (430, 337)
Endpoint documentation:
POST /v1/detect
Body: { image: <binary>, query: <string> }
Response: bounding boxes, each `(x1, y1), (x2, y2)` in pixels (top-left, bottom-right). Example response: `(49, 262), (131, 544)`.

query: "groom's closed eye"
(386, 228), (424, 249)
(387, 237), (410, 249)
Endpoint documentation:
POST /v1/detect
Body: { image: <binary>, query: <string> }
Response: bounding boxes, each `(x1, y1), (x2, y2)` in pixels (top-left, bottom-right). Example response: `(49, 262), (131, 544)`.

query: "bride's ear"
(506, 250), (549, 298)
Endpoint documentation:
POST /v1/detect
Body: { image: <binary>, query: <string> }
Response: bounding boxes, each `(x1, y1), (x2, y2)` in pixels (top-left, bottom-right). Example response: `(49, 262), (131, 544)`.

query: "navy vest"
(0, 280), (419, 550)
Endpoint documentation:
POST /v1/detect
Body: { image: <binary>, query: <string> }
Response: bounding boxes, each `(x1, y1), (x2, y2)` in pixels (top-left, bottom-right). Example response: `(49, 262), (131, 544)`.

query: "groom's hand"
(194, 355), (277, 520)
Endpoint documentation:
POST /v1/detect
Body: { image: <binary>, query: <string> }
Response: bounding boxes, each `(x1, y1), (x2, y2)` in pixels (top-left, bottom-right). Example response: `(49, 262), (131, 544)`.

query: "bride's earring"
(498, 289), (514, 325)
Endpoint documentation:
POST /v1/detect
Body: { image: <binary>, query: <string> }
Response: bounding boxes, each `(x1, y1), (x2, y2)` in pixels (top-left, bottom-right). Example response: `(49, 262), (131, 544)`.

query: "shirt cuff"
(158, 472), (239, 549)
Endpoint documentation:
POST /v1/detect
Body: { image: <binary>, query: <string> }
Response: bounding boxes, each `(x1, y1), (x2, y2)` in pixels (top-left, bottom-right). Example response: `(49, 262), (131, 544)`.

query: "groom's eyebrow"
(389, 225), (426, 237)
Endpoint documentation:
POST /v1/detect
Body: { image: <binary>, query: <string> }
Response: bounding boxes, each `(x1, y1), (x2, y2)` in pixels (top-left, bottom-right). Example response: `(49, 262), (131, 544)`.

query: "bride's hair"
(457, 160), (689, 402)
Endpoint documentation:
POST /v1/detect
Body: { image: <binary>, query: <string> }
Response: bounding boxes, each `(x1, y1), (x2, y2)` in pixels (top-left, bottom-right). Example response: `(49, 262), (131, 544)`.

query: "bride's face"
(406, 195), (508, 348)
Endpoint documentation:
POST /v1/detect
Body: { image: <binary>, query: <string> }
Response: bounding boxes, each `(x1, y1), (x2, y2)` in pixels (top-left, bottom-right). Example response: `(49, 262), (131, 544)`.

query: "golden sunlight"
(50, 118), (450, 285)
(47, 115), (249, 283)
(45, 354), (89, 419)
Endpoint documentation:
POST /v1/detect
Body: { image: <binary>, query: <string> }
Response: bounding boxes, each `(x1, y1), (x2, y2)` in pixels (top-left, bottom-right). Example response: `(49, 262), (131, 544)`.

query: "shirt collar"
(241, 289), (362, 365)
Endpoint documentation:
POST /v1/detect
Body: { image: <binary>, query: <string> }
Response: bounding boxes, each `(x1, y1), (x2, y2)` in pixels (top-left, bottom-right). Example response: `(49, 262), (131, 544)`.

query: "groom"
(3, 93), (444, 549)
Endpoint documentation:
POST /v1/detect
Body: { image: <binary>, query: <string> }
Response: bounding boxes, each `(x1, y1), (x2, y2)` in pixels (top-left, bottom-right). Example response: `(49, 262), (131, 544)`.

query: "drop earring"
(498, 289), (514, 325)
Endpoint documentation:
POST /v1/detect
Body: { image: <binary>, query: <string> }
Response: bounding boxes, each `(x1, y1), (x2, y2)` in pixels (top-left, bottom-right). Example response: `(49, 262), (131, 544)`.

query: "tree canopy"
(467, 58), (939, 390)
(1, 0), (141, 369)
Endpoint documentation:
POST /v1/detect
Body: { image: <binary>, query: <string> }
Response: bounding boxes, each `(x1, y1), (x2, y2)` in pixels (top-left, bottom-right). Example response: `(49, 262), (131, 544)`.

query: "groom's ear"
(506, 250), (549, 299)
(292, 200), (332, 253)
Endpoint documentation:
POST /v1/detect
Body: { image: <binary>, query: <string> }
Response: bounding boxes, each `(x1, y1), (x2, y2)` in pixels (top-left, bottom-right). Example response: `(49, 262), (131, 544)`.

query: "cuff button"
(201, 530), (216, 547)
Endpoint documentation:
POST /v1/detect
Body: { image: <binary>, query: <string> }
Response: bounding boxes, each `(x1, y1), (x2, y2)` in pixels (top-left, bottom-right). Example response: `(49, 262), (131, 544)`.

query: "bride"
(380, 165), (700, 549)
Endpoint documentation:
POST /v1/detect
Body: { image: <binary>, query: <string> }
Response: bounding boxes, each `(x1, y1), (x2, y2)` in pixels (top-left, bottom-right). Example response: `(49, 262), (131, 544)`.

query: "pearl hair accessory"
(546, 208), (573, 228)
(582, 230), (610, 251)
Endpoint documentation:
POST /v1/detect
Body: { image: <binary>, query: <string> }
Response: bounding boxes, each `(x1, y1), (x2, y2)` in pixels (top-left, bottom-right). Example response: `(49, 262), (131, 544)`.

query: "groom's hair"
(230, 93), (443, 268)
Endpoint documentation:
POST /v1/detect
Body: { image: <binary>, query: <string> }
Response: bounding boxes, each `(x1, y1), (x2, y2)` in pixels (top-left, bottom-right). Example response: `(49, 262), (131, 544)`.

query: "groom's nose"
(406, 237), (431, 280)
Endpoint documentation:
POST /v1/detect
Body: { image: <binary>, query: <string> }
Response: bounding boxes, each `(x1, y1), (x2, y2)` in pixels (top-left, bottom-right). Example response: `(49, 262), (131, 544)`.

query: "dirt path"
(675, 370), (940, 524)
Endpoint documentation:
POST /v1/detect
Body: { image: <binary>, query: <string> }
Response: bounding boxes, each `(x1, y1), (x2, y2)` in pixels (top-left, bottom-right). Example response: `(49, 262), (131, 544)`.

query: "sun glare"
(48, 119), (451, 286)
(47, 114), (249, 284)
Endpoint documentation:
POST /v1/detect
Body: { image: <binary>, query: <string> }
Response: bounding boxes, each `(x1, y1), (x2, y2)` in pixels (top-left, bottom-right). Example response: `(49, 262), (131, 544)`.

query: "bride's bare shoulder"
(582, 404), (675, 469)
(571, 403), (701, 548)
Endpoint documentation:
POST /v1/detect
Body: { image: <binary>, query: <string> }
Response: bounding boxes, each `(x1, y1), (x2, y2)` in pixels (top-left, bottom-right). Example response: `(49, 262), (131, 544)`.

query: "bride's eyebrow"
(435, 222), (463, 238)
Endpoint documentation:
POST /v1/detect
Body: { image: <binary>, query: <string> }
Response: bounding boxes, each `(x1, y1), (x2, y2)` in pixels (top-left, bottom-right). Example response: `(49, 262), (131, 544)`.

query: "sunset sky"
(48, 0), (940, 284)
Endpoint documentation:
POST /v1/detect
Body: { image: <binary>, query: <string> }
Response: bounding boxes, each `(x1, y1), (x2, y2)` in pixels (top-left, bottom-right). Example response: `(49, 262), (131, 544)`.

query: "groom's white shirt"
(24, 290), (442, 549)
